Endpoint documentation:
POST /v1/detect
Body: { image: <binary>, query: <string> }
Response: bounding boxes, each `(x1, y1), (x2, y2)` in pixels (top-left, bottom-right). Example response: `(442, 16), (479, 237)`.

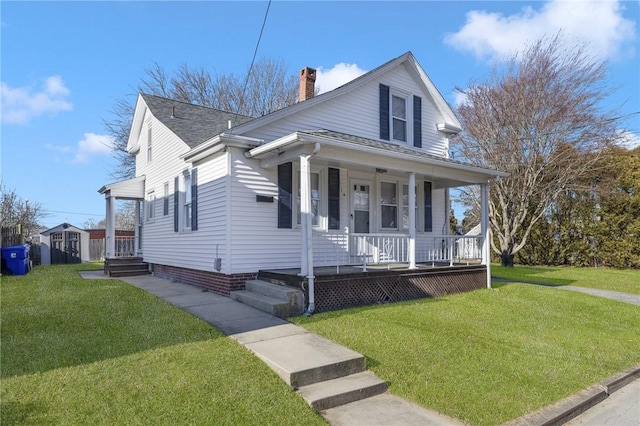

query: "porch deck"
(259, 262), (487, 313)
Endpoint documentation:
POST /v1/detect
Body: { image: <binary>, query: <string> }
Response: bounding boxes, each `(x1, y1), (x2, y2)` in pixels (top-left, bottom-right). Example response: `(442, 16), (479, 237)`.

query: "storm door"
(351, 181), (371, 234)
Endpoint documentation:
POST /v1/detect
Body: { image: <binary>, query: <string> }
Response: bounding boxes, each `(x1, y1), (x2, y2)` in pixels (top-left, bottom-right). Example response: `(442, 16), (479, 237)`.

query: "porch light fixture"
(376, 168), (387, 174)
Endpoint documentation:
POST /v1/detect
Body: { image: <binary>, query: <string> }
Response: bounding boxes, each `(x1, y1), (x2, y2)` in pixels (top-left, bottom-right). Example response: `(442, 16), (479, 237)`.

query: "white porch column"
(105, 195), (115, 258)
(300, 154), (315, 312)
(408, 172), (416, 269)
(134, 201), (142, 256)
(480, 183), (491, 288)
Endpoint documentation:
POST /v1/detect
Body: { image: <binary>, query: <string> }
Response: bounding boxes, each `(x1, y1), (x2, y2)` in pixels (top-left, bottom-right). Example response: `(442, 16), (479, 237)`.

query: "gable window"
(380, 182), (398, 229)
(379, 84), (422, 147)
(147, 126), (152, 163)
(392, 95), (407, 142)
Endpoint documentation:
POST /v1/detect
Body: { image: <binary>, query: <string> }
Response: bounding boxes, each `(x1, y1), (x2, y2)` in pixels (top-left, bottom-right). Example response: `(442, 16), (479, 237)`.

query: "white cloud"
(1, 75), (73, 124)
(73, 133), (114, 163)
(617, 130), (640, 149)
(315, 63), (367, 94)
(453, 91), (468, 108)
(445, 0), (636, 62)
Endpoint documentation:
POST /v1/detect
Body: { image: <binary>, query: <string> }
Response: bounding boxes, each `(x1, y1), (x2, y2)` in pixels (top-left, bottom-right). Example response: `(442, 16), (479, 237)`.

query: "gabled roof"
(40, 223), (87, 236)
(229, 51), (461, 137)
(128, 94), (253, 151)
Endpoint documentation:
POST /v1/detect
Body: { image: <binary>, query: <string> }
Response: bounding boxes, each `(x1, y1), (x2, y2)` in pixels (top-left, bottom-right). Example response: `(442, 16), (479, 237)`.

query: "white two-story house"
(99, 52), (506, 313)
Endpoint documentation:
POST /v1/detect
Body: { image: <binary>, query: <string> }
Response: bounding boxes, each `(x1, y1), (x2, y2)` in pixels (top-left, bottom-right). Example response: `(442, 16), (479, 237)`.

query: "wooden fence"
(1, 225), (23, 247)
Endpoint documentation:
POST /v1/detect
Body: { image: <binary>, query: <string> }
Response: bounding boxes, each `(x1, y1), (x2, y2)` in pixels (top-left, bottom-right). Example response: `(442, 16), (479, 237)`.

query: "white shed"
(40, 223), (90, 265)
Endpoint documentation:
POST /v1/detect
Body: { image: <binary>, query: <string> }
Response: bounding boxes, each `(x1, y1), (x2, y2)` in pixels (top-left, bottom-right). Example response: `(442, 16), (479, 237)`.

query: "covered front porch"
(258, 262), (487, 313)
(243, 129), (506, 313)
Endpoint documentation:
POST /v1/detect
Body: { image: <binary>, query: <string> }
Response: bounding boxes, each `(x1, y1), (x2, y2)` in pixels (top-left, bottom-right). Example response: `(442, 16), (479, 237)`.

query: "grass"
(291, 282), (640, 426)
(492, 264), (640, 295)
(1, 264), (326, 425)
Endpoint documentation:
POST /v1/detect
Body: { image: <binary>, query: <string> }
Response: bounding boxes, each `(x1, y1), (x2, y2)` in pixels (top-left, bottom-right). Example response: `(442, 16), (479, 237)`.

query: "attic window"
(147, 125), (152, 163)
(392, 95), (407, 142)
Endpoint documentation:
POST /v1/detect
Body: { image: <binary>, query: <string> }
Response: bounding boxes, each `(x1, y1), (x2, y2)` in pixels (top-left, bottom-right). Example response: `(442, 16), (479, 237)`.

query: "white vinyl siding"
(137, 113), (229, 273)
(242, 66), (448, 157)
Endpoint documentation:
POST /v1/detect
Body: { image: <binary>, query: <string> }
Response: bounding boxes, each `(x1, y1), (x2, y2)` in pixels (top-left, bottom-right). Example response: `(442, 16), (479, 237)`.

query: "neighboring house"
(39, 223), (90, 265)
(99, 52), (507, 313)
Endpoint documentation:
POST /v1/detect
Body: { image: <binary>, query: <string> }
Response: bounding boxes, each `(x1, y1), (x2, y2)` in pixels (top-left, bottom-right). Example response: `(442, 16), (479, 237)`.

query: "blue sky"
(1, 0), (638, 229)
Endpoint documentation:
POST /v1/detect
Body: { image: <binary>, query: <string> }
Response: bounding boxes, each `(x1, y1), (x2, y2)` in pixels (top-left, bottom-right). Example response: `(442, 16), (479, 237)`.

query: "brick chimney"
(299, 67), (316, 101)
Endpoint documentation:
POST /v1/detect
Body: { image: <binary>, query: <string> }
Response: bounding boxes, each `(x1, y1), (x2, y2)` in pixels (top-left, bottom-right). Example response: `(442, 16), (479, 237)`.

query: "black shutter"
(173, 176), (179, 232)
(191, 168), (198, 231)
(328, 168), (340, 230)
(424, 181), (432, 232)
(413, 95), (422, 148)
(379, 84), (390, 140)
(278, 162), (293, 229)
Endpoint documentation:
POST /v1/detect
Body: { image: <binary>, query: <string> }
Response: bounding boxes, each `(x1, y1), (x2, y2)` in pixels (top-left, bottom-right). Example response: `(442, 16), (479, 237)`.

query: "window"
(380, 182), (397, 229)
(163, 182), (169, 216)
(296, 171), (321, 227)
(146, 191), (155, 221)
(147, 126), (152, 163)
(183, 173), (192, 229)
(402, 184), (418, 230)
(379, 85), (421, 147)
(392, 95), (407, 142)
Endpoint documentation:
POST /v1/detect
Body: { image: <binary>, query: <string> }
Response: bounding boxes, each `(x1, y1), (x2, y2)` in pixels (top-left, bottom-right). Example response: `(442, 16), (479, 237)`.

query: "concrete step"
(245, 279), (304, 305)
(297, 371), (388, 411)
(230, 290), (294, 318)
(244, 332), (366, 388)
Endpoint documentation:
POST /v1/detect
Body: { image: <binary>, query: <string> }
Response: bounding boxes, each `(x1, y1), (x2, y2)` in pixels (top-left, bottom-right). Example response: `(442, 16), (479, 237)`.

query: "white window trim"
(146, 124), (152, 163)
(379, 180), (399, 230)
(146, 190), (155, 223)
(163, 182), (169, 216)
(183, 172), (192, 230)
(390, 89), (413, 144)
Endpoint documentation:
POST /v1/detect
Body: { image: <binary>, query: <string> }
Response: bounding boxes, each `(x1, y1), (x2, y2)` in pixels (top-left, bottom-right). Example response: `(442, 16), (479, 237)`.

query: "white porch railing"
(113, 236), (136, 258)
(311, 232), (482, 269)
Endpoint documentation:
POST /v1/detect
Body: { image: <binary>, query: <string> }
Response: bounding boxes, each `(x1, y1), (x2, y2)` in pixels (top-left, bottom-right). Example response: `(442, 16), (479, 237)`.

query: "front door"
(351, 180), (371, 234)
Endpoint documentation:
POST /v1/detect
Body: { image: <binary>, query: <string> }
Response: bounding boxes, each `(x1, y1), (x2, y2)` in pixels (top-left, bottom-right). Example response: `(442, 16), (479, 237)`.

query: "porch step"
(297, 371), (388, 411)
(105, 257), (149, 277)
(230, 279), (304, 318)
(245, 279), (304, 308)
(230, 290), (294, 318)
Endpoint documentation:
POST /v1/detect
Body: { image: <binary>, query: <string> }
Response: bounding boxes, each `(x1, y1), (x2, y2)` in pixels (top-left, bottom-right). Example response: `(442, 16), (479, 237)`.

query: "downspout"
(303, 143), (321, 316)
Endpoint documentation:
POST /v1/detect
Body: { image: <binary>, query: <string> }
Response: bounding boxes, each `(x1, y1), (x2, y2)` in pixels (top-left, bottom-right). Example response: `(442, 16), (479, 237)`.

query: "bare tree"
(454, 35), (622, 266)
(105, 57), (298, 180)
(0, 183), (48, 238)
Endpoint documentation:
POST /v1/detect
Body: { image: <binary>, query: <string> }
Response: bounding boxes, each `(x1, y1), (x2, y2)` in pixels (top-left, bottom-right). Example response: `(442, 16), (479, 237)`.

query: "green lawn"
(1, 264), (326, 425)
(292, 281), (640, 426)
(492, 264), (640, 294)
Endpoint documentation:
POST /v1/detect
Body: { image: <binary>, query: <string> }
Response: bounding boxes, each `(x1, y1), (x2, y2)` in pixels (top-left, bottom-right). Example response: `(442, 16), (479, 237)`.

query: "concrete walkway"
(493, 278), (640, 306)
(80, 270), (463, 425)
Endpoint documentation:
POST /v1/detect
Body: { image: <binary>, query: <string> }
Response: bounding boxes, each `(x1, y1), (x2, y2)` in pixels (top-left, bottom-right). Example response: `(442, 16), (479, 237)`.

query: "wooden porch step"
(297, 371), (388, 411)
(105, 257), (149, 277)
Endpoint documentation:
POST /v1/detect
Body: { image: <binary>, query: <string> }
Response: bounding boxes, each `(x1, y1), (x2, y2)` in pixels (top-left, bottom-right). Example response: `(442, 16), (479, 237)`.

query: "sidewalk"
(82, 271), (639, 425)
(80, 270), (463, 425)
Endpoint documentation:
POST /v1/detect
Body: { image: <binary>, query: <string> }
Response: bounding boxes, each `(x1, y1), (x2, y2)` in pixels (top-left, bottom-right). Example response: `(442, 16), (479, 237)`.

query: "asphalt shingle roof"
(141, 93), (254, 148)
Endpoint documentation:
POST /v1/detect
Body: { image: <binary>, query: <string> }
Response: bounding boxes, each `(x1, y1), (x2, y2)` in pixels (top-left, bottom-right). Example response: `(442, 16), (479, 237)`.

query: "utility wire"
(228, 0), (272, 133)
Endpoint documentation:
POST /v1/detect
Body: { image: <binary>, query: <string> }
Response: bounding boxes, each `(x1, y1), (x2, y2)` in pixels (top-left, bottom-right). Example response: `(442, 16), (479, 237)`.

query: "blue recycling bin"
(1, 244), (30, 275)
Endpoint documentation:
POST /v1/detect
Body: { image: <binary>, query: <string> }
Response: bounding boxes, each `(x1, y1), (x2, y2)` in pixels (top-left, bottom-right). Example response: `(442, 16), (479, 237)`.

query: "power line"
(45, 210), (102, 217)
(229, 0), (272, 131)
